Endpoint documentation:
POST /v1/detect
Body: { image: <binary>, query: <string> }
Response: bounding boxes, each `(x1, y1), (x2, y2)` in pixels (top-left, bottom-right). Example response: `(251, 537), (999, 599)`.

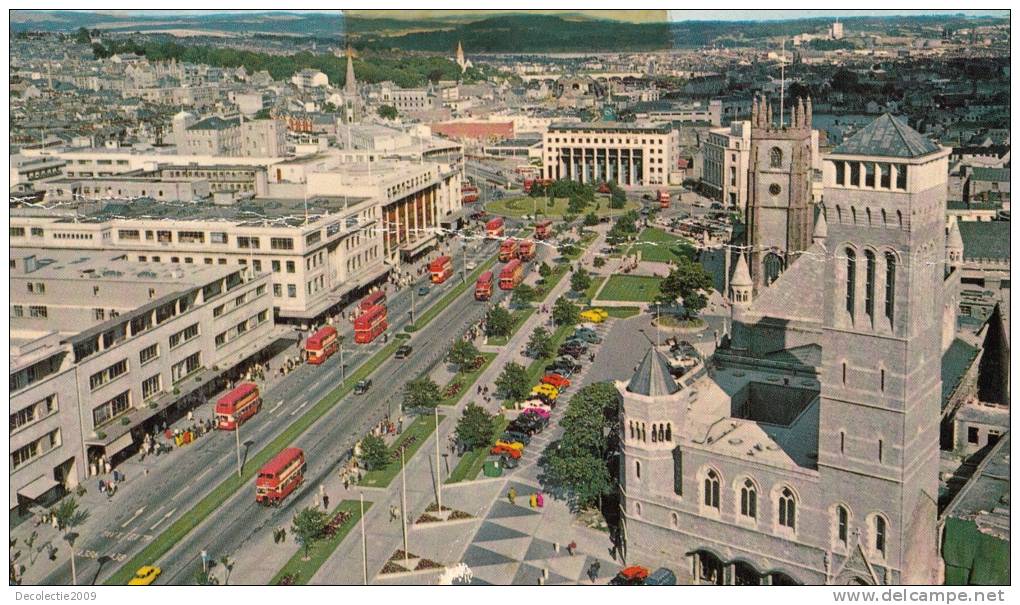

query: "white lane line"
(312, 377), (327, 390)
(120, 507), (146, 528)
(193, 467), (213, 483)
(270, 399), (284, 414)
(149, 507), (177, 531)
(288, 400), (308, 416)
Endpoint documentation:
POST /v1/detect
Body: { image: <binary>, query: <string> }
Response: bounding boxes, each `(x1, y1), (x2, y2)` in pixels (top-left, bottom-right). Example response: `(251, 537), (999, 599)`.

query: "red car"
(541, 373), (571, 390)
(490, 444), (522, 459)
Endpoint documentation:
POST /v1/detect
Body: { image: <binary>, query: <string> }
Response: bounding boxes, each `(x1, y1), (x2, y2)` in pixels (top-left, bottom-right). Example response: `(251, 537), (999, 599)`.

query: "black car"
(545, 358), (580, 376)
(502, 430), (532, 445)
(499, 454), (520, 469)
(508, 416), (545, 436)
(417, 285), (430, 296)
(557, 342), (588, 359)
(353, 379), (372, 395)
(394, 344), (413, 359)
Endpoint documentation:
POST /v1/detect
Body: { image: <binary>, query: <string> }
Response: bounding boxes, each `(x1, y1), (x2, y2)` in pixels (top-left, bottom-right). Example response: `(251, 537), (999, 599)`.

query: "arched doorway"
(768, 571), (800, 585)
(733, 560), (762, 585)
(692, 550), (724, 585)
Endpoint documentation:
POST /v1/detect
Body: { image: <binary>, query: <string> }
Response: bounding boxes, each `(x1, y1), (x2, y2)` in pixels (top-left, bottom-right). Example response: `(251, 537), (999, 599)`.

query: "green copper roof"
(832, 113), (941, 158)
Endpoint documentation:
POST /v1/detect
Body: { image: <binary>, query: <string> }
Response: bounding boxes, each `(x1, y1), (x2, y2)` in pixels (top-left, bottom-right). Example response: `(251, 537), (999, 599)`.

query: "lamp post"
(434, 407), (442, 512)
(359, 493), (368, 585)
(234, 421), (242, 477)
(400, 446), (409, 567)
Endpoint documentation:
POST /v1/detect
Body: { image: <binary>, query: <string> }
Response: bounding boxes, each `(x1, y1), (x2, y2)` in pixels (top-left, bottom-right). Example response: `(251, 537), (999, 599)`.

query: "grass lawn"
(581, 276), (606, 304)
(446, 416), (510, 484)
(604, 306), (642, 319)
(439, 352), (496, 406)
(598, 274), (663, 303)
(486, 307), (535, 346)
(564, 231), (599, 260)
(358, 414), (444, 488)
(105, 337), (402, 585)
(270, 500), (371, 585)
(523, 323), (575, 387)
(628, 228), (695, 264)
(486, 196), (638, 220)
(656, 315), (705, 329)
(535, 265), (569, 299)
(407, 255), (497, 333)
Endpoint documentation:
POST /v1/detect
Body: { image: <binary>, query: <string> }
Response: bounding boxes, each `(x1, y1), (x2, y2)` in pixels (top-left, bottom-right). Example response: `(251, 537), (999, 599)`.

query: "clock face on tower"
(769, 183), (782, 196)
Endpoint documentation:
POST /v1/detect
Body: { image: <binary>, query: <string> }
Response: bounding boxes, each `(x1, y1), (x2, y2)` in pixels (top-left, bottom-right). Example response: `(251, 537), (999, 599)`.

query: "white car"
(466, 261), (477, 270)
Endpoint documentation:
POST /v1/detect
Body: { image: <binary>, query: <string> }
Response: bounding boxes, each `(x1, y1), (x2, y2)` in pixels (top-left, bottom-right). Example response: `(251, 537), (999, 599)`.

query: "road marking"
(149, 508), (177, 532)
(289, 400), (308, 416)
(312, 377), (327, 390)
(270, 399), (284, 414)
(120, 507), (146, 528)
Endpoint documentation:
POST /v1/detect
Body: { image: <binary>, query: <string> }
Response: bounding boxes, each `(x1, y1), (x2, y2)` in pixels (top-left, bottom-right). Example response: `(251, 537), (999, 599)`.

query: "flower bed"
(322, 510), (353, 539)
(415, 558), (443, 571)
(442, 382), (463, 399)
(381, 561), (407, 575)
(417, 513), (442, 524)
(448, 509), (474, 521)
(277, 573), (299, 586)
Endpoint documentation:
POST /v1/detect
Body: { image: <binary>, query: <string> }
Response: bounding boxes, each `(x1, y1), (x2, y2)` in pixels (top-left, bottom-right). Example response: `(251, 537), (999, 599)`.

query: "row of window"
(89, 359), (128, 392)
(844, 247), (897, 325)
(833, 160), (908, 190)
(10, 394), (58, 434)
(168, 323), (200, 349)
(628, 420), (672, 443)
(11, 429), (62, 471)
(11, 305), (49, 319)
(214, 310), (269, 348)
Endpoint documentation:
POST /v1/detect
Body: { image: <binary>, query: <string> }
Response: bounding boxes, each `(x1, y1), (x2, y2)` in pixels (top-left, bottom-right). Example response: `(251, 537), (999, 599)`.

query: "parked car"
(502, 430), (532, 446)
(418, 285), (430, 296)
(645, 567), (677, 586)
(354, 379), (372, 395)
(545, 357), (581, 376)
(394, 344), (413, 359)
(498, 453), (519, 469)
(530, 383), (560, 401)
(609, 566), (649, 586)
(570, 331), (602, 344)
(558, 341), (588, 359)
(579, 308), (609, 323)
(494, 440), (524, 452)
(490, 444), (522, 459)
(508, 416), (544, 436)
(540, 373), (571, 390)
(128, 566), (162, 586)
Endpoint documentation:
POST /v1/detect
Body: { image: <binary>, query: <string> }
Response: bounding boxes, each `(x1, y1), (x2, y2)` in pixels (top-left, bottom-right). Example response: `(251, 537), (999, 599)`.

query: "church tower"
(456, 41), (468, 74)
(816, 114), (949, 584)
(745, 94), (814, 291)
(341, 46), (361, 124)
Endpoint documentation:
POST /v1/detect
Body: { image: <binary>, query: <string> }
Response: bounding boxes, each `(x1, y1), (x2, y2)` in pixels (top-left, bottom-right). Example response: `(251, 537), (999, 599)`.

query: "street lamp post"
(339, 337), (346, 384)
(434, 407), (442, 512)
(400, 446), (409, 567)
(359, 493), (368, 585)
(234, 422), (242, 477)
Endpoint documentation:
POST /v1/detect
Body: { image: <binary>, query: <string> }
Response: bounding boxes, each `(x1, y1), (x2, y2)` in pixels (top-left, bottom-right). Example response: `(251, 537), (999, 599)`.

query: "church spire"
(344, 46), (357, 95)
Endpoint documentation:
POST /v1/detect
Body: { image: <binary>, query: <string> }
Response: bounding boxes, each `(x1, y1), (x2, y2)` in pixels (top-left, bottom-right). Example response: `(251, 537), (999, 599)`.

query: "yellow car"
(579, 308), (609, 323)
(494, 440), (524, 452)
(531, 383), (560, 401)
(128, 565), (162, 585)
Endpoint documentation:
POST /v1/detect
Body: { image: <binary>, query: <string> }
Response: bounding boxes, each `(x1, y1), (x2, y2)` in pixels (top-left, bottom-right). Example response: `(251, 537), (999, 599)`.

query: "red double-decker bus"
(215, 383), (262, 430)
(359, 290), (386, 311)
(523, 178), (535, 194)
(519, 240), (537, 261)
(658, 190), (671, 209)
(462, 184), (479, 204)
(499, 259), (524, 290)
(429, 256), (454, 284)
(486, 217), (505, 238)
(499, 238), (519, 262)
(354, 304), (387, 344)
(534, 220), (553, 240)
(255, 447), (306, 506)
(475, 271), (494, 301)
(305, 325), (339, 365)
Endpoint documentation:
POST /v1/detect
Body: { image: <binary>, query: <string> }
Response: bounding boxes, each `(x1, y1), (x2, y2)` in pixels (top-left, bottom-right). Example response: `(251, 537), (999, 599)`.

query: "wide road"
(152, 245), (516, 585)
(41, 237), (498, 586)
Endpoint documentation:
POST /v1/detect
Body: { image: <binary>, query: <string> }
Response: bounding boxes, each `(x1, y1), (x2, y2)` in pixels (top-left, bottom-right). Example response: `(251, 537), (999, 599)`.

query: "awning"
(18, 475), (59, 500)
(106, 431), (135, 456)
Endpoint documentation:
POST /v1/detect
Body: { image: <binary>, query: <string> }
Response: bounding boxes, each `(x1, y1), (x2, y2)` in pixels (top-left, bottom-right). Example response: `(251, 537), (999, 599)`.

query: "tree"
(74, 27), (91, 45)
(253, 107), (272, 120)
(526, 326), (554, 359)
(539, 447), (613, 510)
(455, 403), (497, 451)
(403, 377), (442, 410)
(609, 181), (627, 209)
(495, 362), (531, 401)
(658, 256), (714, 319)
(485, 306), (514, 338)
(360, 434), (389, 470)
(570, 268), (593, 294)
(567, 194), (589, 215)
(291, 507), (329, 561)
(448, 339), (480, 373)
(51, 497), (89, 586)
(538, 262), (553, 280)
(511, 284), (537, 308)
(377, 104), (399, 120)
(583, 212), (599, 226)
(552, 296), (580, 326)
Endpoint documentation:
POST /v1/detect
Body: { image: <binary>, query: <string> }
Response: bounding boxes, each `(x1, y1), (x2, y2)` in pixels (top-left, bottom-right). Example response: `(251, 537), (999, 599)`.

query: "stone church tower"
(746, 94), (814, 291)
(817, 114), (950, 584)
(341, 46), (362, 124)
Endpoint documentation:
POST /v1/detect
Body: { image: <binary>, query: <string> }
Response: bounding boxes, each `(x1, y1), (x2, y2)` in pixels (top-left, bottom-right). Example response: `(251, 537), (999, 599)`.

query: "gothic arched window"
(704, 470), (721, 509)
(865, 250), (877, 321)
(778, 487), (797, 530)
(763, 252), (783, 285)
(836, 505), (849, 547)
(884, 252), (896, 323)
(845, 248), (857, 316)
(740, 479), (758, 519)
(874, 515), (887, 557)
(769, 147), (783, 169)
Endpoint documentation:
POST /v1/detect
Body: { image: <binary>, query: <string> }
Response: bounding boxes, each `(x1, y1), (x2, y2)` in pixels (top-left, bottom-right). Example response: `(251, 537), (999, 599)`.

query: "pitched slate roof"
(957, 221), (1010, 261)
(746, 243), (826, 325)
(832, 113), (941, 158)
(187, 116), (240, 131)
(627, 346), (679, 397)
(971, 167), (1010, 183)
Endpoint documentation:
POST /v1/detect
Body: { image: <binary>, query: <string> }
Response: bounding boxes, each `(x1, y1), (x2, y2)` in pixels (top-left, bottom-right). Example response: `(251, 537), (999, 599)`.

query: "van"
(645, 567), (677, 586)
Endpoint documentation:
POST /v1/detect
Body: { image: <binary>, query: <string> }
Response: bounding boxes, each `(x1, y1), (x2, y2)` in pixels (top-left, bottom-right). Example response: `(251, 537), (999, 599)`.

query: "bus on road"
(429, 255), (454, 284)
(359, 290), (386, 311)
(305, 325), (339, 365)
(486, 217), (505, 238)
(658, 190), (671, 209)
(255, 447), (306, 506)
(519, 239), (536, 261)
(475, 271), (494, 301)
(499, 259), (524, 290)
(354, 304), (388, 344)
(499, 238), (519, 262)
(215, 383), (262, 430)
(534, 220), (553, 240)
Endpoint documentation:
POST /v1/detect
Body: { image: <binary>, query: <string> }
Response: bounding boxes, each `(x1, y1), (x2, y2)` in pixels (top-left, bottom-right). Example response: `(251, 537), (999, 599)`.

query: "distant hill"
(346, 10), (668, 24)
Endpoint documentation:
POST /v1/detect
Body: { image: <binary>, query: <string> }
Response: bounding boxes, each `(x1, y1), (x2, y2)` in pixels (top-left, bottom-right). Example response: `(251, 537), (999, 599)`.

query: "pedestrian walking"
(567, 541), (577, 556)
(507, 487), (517, 505)
(587, 560), (601, 583)
(322, 494), (330, 510)
(390, 505), (399, 522)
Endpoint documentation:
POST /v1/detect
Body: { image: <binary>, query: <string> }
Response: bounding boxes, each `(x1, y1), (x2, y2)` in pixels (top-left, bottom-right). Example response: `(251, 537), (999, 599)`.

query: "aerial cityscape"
(7, 7), (1011, 592)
